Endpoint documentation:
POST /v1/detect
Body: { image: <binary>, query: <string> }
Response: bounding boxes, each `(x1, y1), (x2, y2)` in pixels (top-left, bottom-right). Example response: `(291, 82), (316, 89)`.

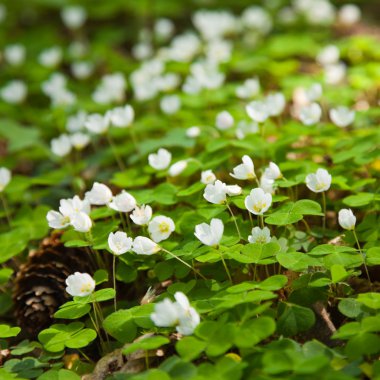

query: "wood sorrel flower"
(329, 106), (355, 128)
(338, 209), (356, 230)
(194, 218), (224, 247)
(148, 148), (172, 170)
(109, 191), (136, 213)
(0, 167), (11, 192)
(299, 103), (322, 125)
(108, 231), (133, 255)
(248, 226), (271, 244)
(305, 168), (331, 193)
(216, 110), (234, 130)
(85, 182), (113, 205)
(264, 162), (282, 180)
(148, 216), (175, 243)
(201, 170), (216, 185)
(130, 205), (152, 225)
(65, 272), (95, 297)
(107, 105), (134, 128)
(203, 180), (227, 204)
(245, 188), (272, 215)
(230, 155), (255, 180)
(132, 236), (160, 255)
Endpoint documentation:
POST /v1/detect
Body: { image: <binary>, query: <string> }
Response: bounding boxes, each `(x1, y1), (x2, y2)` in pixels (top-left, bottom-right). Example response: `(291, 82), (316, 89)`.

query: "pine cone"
(13, 232), (92, 336)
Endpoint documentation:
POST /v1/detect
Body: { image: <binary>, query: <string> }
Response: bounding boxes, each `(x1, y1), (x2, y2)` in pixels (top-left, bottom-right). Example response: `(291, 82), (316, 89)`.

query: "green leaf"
(123, 335), (170, 355)
(236, 242), (281, 264)
(366, 247), (380, 266)
(277, 303), (315, 336)
(338, 298), (363, 318)
(343, 193), (375, 207)
(74, 288), (116, 304)
(0, 325), (21, 338)
(176, 336), (207, 361)
(330, 264), (348, 283)
(103, 310), (137, 343)
(37, 369), (81, 380)
(0, 268), (13, 286)
(54, 302), (91, 319)
(345, 333), (380, 359)
(93, 269), (109, 285)
(234, 317), (276, 348)
(357, 293), (380, 310)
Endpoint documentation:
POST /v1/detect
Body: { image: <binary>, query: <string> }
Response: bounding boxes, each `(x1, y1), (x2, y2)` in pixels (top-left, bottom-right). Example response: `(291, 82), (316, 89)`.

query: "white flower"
(236, 78), (260, 99)
(92, 72), (126, 104)
(71, 61), (94, 80)
(246, 100), (269, 123)
(201, 170), (216, 185)
(242, 6), (272, 34)
(85, 182), (113, 205)
(225, 184), (242, 196)
(108, 231), (133, 255)
(168, 160), (187, 177)
(194, 218), (223, 247)
(151, 298), (179, 327)
(4, 44), (25, 66)
(130, 205), (153, 226)
(51, 134), (72, 157)
(175, 292), (200, 335)
(230, 155), (255, 180)
(264, 162), (282, 180)
(265, 92), (286, 117)
(70, 132), (90, 150)
(148, 216), (175, 243)
(66, 111), (87, 132)
(154, 18), (174, 40)
(245, 188), (272, 215)
(338, 209), (356, 231)
(46, 210), (71, 229)
(235, 120), (259, 140)
(38, 47), (62, 68)
(148, 148), (172, 170)
(160, 95), (181, 115)
(84, 113), (110, 135)
(70, 212), (92, 233)
(204, 180), (227, 204)
(186, 126), (201, 138)
(61, 5), (87, 29)
(132, 236), (160, 255)
(0, 168), (11, 192)
(216, 111), (234, 130)
(109, 191), (136, 213)
(317, 45), (340, 66)
(260, 175), (275, 194)
(1, 80), (27, 104)
(299, 103), (322, 125)
(248, 227), (271, 244)
(306, 83), (323, 102)
(65, 272), (95, 297)
(338, 4), (361, 25)
(324, 62), (346, 85)
(108, 105), (134, 128)
(305, 168), (332, 193)
(59, 195), (91, 216)
(329, 106), (355, 128)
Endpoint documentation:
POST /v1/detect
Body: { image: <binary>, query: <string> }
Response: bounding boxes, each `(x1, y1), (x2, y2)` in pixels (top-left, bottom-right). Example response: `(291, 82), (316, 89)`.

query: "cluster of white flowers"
(42, 73), (76, 107)
(151, 292), (200, 335)
(246, 92), (286, 123)
(92, 73), (127, 105)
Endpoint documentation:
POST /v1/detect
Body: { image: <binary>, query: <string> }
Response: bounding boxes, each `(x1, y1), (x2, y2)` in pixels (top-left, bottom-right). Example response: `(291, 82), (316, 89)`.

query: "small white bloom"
(154, 18), (175, 40)
(61, 5), (87, 29)
(324, 62), (346, 85)
(46, 210), (71, 229)
(230, 155), (255, 180)
(175, 292), (200, 335)
(148, 215), (175, 243)
(248, 227), (271, 244)
(225, 185), (242, 196)
(305, 168), (332, 193)
(265, 92), (286, 117)
(85, 182), (113, 205)
(66, 111), (87, 132)
(70, 212), (92, 233)
(260, 175), (275, 194)
(160, 95), (181, 115)
(338, 209), (356, 231)
(201, 170), (216, 185)
(108, 105), (134, 128)
(317, 45), (340, 66)
(264, 162), (282, 180)
(4, 44), (25, 66)
(108, 231), (133, 255)
(236, 78), (260, 99)
(151, 298), (179, 327)
(1, 80), (27, 104)
(299, 103), (322, 125)
(329, 106), (355, 128)
(245, 188), (272, 215)
(203, 180), (227, 204)
(0, 168), (11, 192)
(51, 134), (72, 157)
(59, 195), (91, 216)
(168, 160), (187, 177)
(132, 236), (160, 255)
(186, 126), (201, 138)
(109, 191), (136, 213)
(194, 218), (224, 247)
(306, 83), (323, 102)
(65, 272), (95, 297)
(216, 111), (234, 130)
(71, 61), (94, 80)
(246, 100), (269, 123)
(85, 113), (110, 135)
(38, 46), (62, 68)
(148, 148), (172, 170)
(338, 4), (361, 25)
(235, 120), (259, 140)
(130, 205), (152, 225)
(70, 132), (90, 150)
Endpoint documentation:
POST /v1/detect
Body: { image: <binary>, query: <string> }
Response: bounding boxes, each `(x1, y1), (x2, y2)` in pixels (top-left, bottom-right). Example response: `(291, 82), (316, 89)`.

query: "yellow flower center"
(315, 182), (326, 191)
(80, 282), (93, 294)
(159, 222), (170, 234)
(253, 202), (266, 213)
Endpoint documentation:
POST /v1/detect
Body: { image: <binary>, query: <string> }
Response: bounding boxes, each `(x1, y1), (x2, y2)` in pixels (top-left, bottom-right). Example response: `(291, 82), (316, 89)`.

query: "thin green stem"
(113, 255), (117, 312)
(0, 193), (11, 227)
(161, 247), (207, 280)
(129, 127), (140, 155)
(322, 192), (327, 232)
(106, 132), (125, 171)
(119, 212), (127, 231)
(259, 214), (264, 229)
(248, 211), (254, 228)
(218, 247), (233, 283)
(226, 201), (241, 240)
(353, 229), (371, 284)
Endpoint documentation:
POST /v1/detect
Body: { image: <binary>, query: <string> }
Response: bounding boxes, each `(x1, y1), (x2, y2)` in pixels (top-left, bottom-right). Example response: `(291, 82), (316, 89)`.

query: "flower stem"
(0, 193), (11, 227)
(106, 132), (125, 171)
(226, 201), (242, 240)
(161, 247), (207, 280)
(248, 211), (254, 227)
(259, 214), (264, 229)
(322, 192), (327, 232)
(113, 255), (117, 312)
(219, 248), (233, 283)
(129, 127), (140, 155)
(353, 229), (371, 284)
